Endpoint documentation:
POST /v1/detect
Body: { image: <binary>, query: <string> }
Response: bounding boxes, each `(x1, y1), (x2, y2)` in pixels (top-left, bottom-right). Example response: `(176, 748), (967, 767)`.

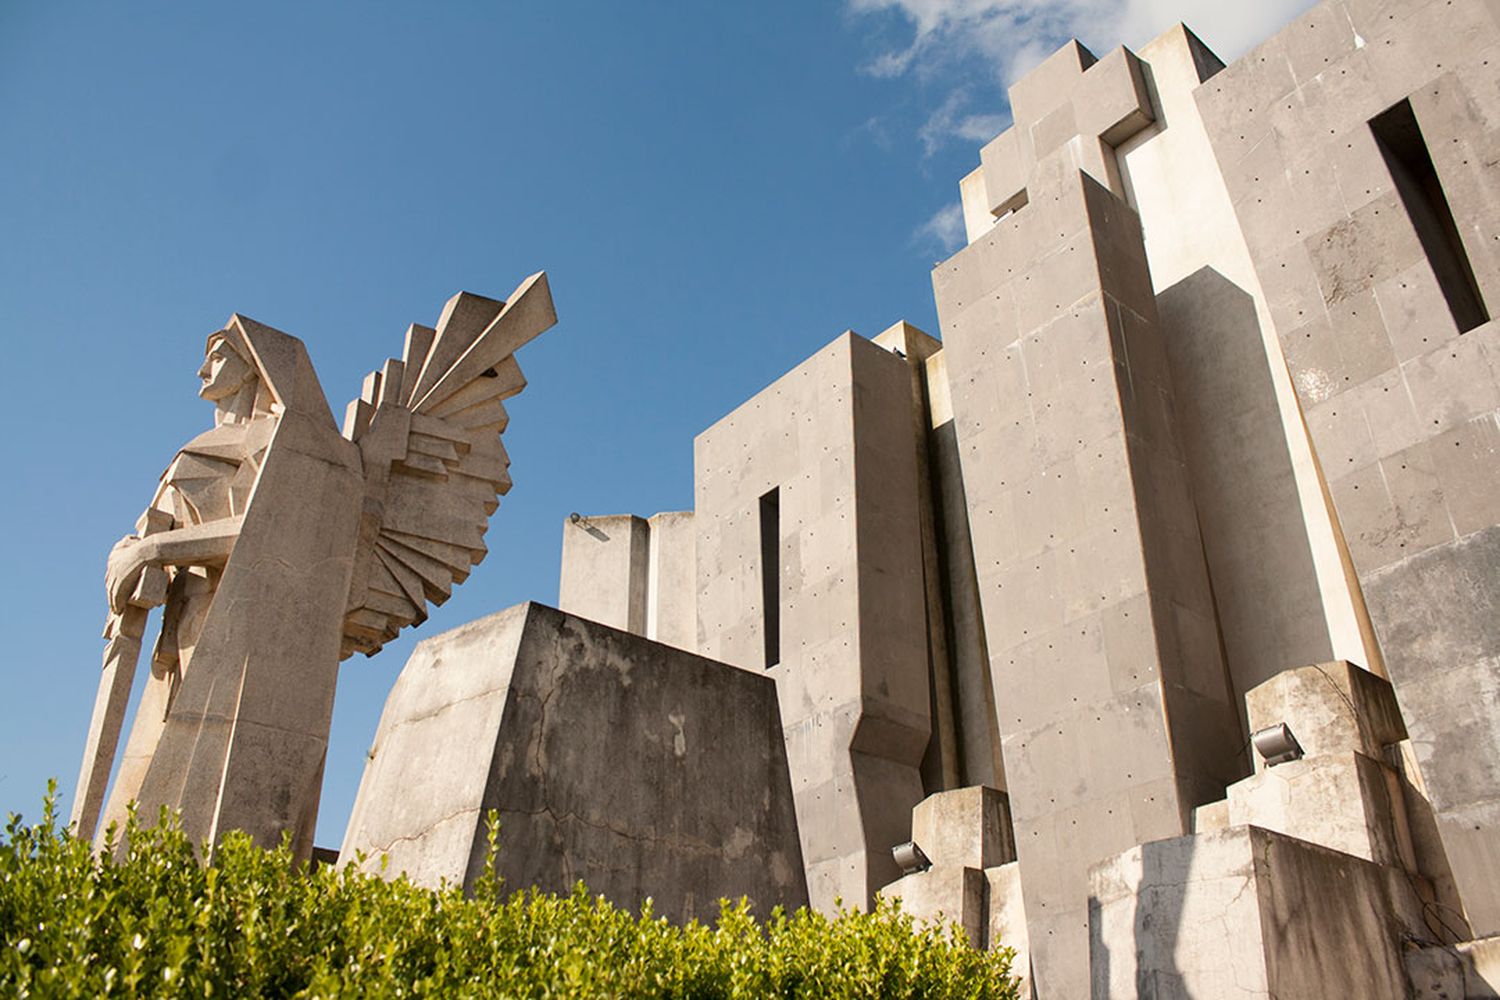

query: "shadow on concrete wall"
(1156, 267), (1333, 706)
(1088, 836), (1196, 999)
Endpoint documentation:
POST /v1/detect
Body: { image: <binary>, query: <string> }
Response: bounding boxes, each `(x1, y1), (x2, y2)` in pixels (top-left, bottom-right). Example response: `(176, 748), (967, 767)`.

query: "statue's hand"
(105, 535), (152, 613)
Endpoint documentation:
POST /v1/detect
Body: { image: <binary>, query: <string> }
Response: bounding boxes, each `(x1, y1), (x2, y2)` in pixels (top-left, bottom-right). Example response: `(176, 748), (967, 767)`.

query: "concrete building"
(546, 0), (1500, 994)
(336, 0), (1500, 994)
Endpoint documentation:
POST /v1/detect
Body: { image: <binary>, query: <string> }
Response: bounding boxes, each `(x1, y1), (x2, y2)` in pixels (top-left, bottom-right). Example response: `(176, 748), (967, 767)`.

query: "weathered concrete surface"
(1190, 799), (1229, 833)
(986, 863), (1032, 997)
(880, 787), (1029, 982)
(882, 865), (988, 949)
(1362, 526), (1500, 935)
(558, 514), (649, 634)
(1198, 0), (1500, 934)
(1229, 662), (1470, 935)
(341, 602), (807, 922)
(1407, 934), (1500, 999)
(1089, 825), (1431, 999)
(934, 166), (1246, 996)
(1229, 750), (1414, 867)
(694, 332), (931, 912)
(1242, 660), (1406, 767)
(879, 872), (1031, 988)
(910, 785), (1014, 871)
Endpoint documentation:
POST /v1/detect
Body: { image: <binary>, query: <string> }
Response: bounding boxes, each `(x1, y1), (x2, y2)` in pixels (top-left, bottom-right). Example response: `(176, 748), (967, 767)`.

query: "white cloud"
(857, 0), (1322, 248)
(1111, 0), (1323, 59)
(917, 89), (1009, 157)
(849, 0), (1322, 89)
(913, 200), (967, 253)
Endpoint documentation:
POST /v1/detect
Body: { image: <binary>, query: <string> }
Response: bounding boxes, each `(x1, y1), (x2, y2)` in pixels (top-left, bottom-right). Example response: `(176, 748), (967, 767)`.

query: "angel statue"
(72, 273), (556, 857)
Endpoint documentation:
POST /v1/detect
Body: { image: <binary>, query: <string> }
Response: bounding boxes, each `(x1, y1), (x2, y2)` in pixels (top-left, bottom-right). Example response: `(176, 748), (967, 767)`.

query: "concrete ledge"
(1089, 824), (1431, 999)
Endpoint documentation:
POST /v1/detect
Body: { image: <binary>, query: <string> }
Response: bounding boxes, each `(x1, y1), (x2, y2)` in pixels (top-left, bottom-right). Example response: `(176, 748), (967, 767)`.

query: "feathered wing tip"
(339, 272), (557, 659)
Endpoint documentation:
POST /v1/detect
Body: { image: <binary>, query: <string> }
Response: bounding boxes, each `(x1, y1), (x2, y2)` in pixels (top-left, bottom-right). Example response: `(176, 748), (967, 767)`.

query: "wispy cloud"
(850, 0), (1321, 92)
(917, 89), (1009, 157)
(845, 114), (896, 151)
(853, 0), (1320, 250)
(913, 200), (967, 254)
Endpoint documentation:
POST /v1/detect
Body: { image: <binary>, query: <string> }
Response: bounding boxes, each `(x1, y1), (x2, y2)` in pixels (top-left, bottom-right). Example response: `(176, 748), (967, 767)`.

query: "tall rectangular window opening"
(1370, 99), (1489, 332)
(759, 487), (780, 669)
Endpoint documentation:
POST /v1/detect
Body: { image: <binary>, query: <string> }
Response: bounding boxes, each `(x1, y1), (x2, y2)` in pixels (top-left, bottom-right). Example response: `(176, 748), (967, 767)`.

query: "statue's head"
(198, 333), (256, 402)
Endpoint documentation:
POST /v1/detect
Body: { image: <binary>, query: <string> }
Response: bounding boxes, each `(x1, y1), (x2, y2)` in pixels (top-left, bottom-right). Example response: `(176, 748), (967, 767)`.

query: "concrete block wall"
(553, 327), (1005, 916)
(694, 332), (932, 911)
(933, 166), (1246, 996)
(958, 24), (1376, 700)
(1089, 825), (1432, 999)
(1155, 269), (1337, 702)
(1197, 0), (1500, 935)
(341, 603), (808, 922)
(558, 510), (696, 651)
(1090, 657), (1470, 997)
(1226, 664), (1421, 874)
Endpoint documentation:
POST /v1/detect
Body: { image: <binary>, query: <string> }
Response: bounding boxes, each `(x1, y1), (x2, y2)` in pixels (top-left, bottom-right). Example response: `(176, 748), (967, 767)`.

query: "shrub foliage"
(2, 784), (1018, 998)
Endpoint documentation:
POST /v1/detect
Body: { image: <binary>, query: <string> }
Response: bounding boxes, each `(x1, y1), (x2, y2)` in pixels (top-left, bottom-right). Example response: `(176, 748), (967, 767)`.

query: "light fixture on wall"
(892, 841), (931, 875)
(1251, 723), (1305, 767)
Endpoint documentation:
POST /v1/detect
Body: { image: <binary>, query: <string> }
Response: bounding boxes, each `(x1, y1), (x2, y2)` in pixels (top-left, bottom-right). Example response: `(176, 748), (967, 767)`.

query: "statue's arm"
(106, 516), (245, 613)
(106, 426), (256, 612)
(138, 516), (244, 567)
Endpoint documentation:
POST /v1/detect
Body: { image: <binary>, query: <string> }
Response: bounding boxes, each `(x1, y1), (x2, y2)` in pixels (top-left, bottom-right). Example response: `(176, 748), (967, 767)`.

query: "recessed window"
(759, 487), (780, 669)
(1370, 99), (1488, 332)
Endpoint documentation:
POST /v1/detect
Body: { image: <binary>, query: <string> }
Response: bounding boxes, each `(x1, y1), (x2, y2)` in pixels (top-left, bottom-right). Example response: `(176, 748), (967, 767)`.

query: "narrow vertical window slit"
(759, 488), (780, 669)
(1370, 99), (1488, 332)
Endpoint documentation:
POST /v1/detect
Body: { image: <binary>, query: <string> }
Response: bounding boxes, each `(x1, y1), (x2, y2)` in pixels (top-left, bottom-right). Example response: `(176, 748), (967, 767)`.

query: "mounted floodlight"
(1251, 723), (1305, 767)
(892, 840), (931, 875)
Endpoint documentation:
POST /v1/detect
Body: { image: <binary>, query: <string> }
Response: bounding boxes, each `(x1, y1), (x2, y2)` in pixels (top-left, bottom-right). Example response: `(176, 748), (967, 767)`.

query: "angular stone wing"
(339, 272), (556, 659)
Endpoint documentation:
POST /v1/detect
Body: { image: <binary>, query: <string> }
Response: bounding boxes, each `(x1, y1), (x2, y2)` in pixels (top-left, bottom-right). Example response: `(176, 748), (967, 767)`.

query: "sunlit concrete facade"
(553, 0), (1499, 993)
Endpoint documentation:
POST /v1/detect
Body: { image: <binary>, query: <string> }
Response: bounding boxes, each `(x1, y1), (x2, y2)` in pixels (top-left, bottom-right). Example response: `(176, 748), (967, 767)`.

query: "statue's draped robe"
(99, 318), (363, 856)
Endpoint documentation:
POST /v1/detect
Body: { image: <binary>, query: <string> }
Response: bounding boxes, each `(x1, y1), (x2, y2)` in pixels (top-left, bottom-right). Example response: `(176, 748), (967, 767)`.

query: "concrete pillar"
(646, 511), (696, 651)
(871, 321), (964, 794)
(933, 168), (1245, 997)
(558, 514), (649, 633)
(1154, 269), (1338, 703)
(694, 332), (931, 911)
(924, 348), (1007, 792)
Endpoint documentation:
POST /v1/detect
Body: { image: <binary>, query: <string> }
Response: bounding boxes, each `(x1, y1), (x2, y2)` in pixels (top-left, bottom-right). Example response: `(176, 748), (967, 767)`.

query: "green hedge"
(1, 784), (1018, 998)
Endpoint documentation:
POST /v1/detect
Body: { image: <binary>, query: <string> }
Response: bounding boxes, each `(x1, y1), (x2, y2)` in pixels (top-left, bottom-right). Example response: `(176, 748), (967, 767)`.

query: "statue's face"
(198, 336), (254, 401)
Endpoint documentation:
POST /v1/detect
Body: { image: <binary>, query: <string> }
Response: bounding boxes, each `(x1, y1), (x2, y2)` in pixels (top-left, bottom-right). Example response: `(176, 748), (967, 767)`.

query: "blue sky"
(0, 0), (1314, 845)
